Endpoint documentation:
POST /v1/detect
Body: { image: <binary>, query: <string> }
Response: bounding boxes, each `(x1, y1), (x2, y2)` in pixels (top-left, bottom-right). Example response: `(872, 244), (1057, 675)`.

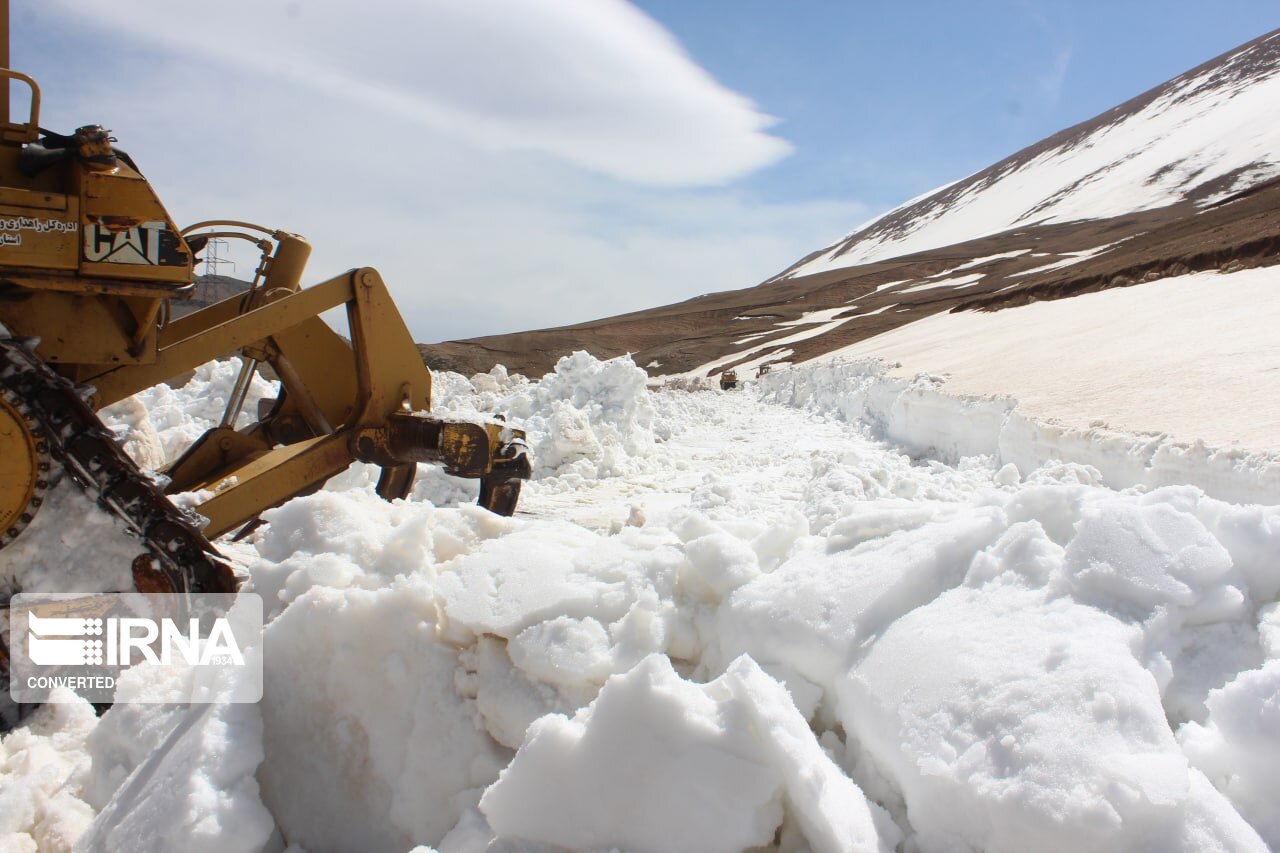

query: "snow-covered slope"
(785, 30), (1280, 276)
(818, 265), (1280, 453)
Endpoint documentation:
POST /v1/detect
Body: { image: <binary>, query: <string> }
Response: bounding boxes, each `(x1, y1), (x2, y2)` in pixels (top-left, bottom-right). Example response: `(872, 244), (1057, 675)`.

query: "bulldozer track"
(0, 337), (238, 598)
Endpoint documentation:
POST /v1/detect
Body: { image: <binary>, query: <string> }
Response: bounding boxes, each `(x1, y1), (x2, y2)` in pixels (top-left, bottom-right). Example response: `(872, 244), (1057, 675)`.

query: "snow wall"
(755, 358), (1280, 506)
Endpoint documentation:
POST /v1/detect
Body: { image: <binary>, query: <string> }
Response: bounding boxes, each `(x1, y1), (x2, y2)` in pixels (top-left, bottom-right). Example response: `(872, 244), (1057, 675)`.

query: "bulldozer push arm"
(81, 227), (531, 539)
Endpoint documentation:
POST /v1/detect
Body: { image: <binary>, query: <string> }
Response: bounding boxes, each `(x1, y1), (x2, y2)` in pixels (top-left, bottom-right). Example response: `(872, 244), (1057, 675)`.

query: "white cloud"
(13, 1), (863, 344)
(35, 0), (791, 187)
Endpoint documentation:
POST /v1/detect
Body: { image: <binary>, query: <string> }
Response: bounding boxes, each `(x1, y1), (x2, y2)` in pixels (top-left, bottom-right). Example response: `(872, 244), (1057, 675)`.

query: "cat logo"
(83, 221), (184, 266)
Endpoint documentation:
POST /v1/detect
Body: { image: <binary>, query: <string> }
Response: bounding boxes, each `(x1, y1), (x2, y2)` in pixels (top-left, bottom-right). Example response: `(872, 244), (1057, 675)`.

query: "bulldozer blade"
(375, 463), (417, 501)
(478, 478), (522, 517)
(476, 440), (531, 516)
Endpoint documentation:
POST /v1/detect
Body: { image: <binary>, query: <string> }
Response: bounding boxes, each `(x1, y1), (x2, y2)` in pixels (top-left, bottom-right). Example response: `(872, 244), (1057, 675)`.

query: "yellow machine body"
(0, 3), (528, 585)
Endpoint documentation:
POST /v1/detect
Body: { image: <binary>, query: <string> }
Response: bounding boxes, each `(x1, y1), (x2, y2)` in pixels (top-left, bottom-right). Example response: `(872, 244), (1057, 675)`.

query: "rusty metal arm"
(188, 435), (356, 539)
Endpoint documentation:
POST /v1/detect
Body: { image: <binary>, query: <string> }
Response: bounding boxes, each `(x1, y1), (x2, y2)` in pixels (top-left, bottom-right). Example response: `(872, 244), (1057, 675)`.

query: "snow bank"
(5, 351), (1280, 851)
(432, 351), (658, 482)
(813, 268), (1280, 455)
(257, 581), (508, 852)
(756, 358), (1280, 505)
(481, 654), (898, 853)
(715, 490), (1277, 851)
(1180, 606), (1280, 849)
(842, 579), (1264, 853)
(0, 694), (97, 852)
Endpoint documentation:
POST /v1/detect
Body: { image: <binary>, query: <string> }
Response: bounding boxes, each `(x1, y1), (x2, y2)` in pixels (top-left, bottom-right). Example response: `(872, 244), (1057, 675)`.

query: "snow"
(3, 350), (1279, 852)
(1180, 648), (1280, 848)
(0, 695), (97, 852)
(789, 35), (1280, 276)
(78, 691), (274, 853)
(1007, 241), (1124, 278)
(480, 654), (785, 853)
(100, 358), (279, 468)
(894, 271), (985, 294)
(841, 579), (1264, 853)
(675, 303), (897, 382)
(257, 582), (507, 852)
(436, 352), (658, 482)
(809, 267), (1280, 457)
(945, 248), (1033, 272)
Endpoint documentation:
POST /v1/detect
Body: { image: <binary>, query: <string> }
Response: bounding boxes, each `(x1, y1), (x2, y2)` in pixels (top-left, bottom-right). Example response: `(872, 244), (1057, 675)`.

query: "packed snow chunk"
(1062, 499), (1247, 624)
(539, 405), (604, 470)
(1185, 497), (1280, 604)
(436, 520), (680, 645)
(679, 531), (761, 603)
(963, 520), (1066, 590)
(750, 509), (810, 571)
(840, 577), (1267, 853)
(100, 396), (166, 470)
(824, 501), (946, 553)
(80, 664), (273, 853)
(459, 635), (593, 750)
(252, 487), (494, 571)
(442, 350), (657, 481)
(723, 657), (902, 853)
(1003, 482), (1097, 546)
(248, 490), (512, 617)
(1180, 658), (1280, 848)
(994, 462), (1022, 487)
(480, 655), (783, 853)
(256, 581), (507, 852)
(506, 616), (615, 688)
(0, 693), (97, 853)
(717, 508), (1007, 691)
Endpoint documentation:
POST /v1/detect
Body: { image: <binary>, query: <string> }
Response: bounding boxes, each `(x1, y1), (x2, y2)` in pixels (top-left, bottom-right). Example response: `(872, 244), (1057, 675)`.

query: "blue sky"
(10, 1), (1278, 342)
(634, 0), (1280, 210)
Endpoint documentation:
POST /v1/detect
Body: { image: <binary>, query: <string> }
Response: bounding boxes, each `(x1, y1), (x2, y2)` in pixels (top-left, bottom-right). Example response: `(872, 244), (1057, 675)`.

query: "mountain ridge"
(425, 28), (1280, 380)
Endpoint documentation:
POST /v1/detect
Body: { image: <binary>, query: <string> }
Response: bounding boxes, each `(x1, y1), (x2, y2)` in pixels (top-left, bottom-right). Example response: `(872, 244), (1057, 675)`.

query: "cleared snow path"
(3, 353), (1280, 853)
(517, 387), (926, 533)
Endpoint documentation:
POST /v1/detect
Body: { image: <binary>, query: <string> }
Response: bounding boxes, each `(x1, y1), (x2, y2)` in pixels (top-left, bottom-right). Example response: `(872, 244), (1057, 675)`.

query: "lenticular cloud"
(45, 0), (791, 187)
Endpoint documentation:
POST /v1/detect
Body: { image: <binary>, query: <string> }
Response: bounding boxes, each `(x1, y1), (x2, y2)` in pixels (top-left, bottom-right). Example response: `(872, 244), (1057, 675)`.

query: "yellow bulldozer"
(0, 4), (529, 616)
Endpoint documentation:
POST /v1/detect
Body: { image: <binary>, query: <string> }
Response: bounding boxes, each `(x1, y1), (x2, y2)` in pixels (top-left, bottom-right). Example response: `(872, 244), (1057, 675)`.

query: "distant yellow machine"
(0, 1), (529, 601)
